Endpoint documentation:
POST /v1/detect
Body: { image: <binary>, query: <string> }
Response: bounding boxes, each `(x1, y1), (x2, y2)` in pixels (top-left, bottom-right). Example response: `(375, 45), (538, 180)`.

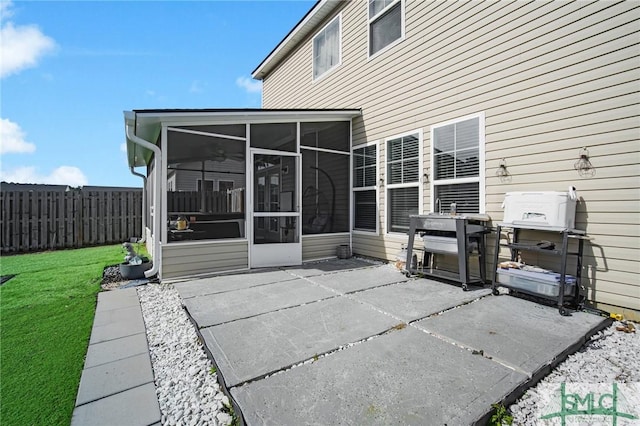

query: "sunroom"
(124, 109), (361, 280)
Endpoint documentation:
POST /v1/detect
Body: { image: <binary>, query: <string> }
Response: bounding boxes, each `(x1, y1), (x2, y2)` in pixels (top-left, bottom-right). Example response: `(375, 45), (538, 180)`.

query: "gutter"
(125, 123), (161, 279)
(129, 166), (147, 243)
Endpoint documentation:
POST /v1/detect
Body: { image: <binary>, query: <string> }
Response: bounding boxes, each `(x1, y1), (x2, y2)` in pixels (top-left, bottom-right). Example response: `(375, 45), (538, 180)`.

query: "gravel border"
(138, 284), (234, 426)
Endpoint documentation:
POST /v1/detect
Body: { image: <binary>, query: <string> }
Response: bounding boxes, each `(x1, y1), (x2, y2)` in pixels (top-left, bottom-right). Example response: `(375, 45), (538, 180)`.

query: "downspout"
(129, 166), (147, 243)
(126, 124), (161, 279)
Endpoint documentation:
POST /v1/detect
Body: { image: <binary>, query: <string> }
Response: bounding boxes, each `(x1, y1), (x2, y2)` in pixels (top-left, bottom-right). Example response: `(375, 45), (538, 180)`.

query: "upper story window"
(431, 113), (485, 214)
(313, 14), (341, 80)
(369, 0), (403, 57)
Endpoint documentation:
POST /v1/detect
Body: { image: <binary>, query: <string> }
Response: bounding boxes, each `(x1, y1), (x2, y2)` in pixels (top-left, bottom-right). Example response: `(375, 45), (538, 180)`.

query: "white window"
(368, 0), (403, 57)
(386, 130), (422, 234)
(353, 142), (378, 232)
(431, 113), (485, 214)
(313, 14), (341, 80)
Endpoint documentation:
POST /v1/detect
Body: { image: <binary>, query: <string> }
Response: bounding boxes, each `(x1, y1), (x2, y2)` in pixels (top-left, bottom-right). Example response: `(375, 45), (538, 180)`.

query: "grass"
(0, 245), (125, 426)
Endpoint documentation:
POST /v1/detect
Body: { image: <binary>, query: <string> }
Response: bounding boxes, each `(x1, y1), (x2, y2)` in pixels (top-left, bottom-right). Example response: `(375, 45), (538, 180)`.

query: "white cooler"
(502, 191), (577, 229)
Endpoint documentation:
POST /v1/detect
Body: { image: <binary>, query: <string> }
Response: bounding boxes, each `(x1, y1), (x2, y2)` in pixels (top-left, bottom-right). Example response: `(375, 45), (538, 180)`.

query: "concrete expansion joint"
(195, 294), (343, 328)
(231, 326), (396, 390)
(75, 381), (155, 408)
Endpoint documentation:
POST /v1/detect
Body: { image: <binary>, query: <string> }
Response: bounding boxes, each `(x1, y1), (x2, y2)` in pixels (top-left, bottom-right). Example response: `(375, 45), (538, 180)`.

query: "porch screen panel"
(302, 149), (349, 234)
(166, 128), (246, 242)
(301, 122), (350, 152)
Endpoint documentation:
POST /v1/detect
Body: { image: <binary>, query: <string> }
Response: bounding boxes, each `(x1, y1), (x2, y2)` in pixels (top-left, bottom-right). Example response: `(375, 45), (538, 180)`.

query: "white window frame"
(430, 112), (486, 214)
(385, 129), (423, 236)
(352, 141), (380, 235)
(367, 0), (405, 60)
(312, 14), (342, 82)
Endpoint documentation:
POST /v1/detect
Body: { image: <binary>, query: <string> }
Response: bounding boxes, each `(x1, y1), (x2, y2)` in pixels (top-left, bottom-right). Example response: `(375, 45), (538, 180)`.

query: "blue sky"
(1, 0), (315, 187)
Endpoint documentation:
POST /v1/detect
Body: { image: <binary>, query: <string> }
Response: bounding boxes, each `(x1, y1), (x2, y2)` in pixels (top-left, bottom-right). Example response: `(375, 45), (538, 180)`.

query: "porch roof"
(123, 108), (361, 168)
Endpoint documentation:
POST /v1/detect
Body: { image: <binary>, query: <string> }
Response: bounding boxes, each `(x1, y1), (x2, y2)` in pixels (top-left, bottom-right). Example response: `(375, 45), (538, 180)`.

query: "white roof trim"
(252, 0), (342, 80)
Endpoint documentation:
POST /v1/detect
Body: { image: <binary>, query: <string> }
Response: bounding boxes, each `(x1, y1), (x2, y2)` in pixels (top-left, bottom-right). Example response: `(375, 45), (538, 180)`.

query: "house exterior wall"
(260, 0), (640, 312)
(302, 233), (351, 261)
(161, 240), (249, 280)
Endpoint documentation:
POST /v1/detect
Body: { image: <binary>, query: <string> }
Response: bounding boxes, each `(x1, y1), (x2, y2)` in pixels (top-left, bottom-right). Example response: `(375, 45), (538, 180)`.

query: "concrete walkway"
(71, 288), (161, 426)
(176, 259), (608, 425)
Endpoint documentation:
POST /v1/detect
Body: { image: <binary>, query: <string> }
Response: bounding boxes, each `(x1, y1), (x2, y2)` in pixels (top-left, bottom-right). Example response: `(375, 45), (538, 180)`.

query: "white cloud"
(236, 76), (262, 94)
(0, 165), (88, 186)
(189, 80), (205, 94)
(1, 15), (57, 78)
(1, 1), (14, 21)
(120, 143), (127, 153)
(0, 117), (36, 154)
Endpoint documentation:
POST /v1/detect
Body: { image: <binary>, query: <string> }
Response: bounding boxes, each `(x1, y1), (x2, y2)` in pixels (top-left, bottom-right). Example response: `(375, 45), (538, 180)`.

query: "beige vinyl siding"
(260, 0), (640, 312)
(302, 233), (350, 260)
(161, 240), (248, 280)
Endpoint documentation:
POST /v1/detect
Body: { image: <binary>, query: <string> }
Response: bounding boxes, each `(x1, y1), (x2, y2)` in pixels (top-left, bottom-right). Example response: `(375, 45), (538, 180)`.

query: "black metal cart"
(491, 222), (588, 315)
(403, 214), (491, 290)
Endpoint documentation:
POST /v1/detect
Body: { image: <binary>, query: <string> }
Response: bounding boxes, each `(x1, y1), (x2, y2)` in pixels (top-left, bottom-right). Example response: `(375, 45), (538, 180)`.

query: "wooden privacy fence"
(1, 190), (143, 253)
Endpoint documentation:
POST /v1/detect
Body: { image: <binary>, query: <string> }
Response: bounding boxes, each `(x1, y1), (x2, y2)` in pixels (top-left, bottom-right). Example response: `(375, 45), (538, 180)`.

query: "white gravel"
(137, 281), (638, 425)
(138, 284), (234, 426)
(509, 320), (640, 424)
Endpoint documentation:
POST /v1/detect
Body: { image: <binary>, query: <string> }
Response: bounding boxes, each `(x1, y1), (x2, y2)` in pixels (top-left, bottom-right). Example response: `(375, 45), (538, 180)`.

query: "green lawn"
(0, 245), (125, 426)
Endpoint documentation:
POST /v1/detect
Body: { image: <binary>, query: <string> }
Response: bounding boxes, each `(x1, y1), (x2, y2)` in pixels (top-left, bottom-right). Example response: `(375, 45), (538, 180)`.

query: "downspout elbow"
(126, 124), (162, 279)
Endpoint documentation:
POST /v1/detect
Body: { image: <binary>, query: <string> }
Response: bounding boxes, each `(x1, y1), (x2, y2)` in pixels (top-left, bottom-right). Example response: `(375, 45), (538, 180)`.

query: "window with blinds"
(353, 144), (377, 232)
(431, 114), (484, 214)
(368, 0), (403, 57)
(386, 131), (421, 233)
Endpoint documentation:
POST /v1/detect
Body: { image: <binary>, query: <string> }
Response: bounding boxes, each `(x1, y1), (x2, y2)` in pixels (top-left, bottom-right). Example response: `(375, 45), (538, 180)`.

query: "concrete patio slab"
(307, 264), (410, 293)
(174, 269), (297, 299)
(352, 279), (492, 322)
(414, 295), (608, 376)
(95, 287), (139, 311)
(92, 304), (143, 328)
(89, 310), (146, 345)
(75, 352), (154, 406)
(183, 278), (336, 327)
(84, 333), (149, 369)
(281, 257), (377, 277)
(201, 297), (400, 387)
(71, 382), (161, 426)
(231, 326), (528, 425)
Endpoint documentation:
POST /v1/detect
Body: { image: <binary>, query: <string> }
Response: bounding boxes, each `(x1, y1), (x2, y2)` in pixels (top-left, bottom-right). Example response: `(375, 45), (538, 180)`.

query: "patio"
(174, 258), (608, 424)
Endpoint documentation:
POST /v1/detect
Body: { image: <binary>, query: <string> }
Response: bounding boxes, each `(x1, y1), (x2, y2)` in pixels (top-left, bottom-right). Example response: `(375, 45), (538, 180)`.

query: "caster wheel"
(462, 285), (469, 292)
(560, 307), (569, 316)
(404, 272), (412, 278)
(492, 288), (500, 296)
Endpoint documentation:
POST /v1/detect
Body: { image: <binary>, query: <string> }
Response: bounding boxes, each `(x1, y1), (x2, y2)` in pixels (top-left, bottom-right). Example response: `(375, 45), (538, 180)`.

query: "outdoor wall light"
(574, 147), (596, 177)
(379, 177), (384, 187)
(496, 158), (508, 177)
(423, 169), (429, 183)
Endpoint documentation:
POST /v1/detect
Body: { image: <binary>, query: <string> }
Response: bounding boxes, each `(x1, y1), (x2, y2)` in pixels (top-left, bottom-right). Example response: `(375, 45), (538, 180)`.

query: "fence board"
(0, 189), (142, 254)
